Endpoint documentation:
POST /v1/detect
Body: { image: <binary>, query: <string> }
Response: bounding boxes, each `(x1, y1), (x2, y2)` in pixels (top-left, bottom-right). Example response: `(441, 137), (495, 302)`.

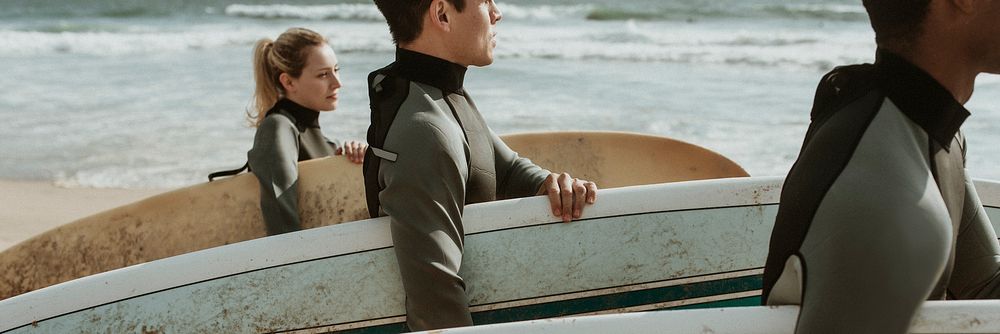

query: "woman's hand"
(337, 140), (368, 164)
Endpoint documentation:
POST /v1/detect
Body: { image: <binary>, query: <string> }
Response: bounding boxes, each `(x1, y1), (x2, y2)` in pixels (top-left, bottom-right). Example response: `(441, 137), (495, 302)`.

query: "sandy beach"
(0, 180), (165, 252)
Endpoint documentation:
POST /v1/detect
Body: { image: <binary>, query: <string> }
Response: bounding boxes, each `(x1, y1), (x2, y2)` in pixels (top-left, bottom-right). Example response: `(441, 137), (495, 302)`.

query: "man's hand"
(336, 140), (368, 164)
(537, 173), (598, 223)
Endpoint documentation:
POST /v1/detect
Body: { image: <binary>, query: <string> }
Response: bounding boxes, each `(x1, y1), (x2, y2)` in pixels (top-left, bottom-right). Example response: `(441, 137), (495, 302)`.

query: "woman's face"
(283, 43), (342, 111)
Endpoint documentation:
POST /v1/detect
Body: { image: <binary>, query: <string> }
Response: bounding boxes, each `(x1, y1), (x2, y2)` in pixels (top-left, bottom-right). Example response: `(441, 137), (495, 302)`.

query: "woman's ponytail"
(248, 38), (279, 127)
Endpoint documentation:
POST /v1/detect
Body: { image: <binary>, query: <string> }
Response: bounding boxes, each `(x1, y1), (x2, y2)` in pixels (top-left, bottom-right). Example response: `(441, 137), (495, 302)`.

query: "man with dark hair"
(365, 0), (598, 330)
(863, 0), (931, 48)
(762, 0), (1000, 333)
(374, 0), (467, 44)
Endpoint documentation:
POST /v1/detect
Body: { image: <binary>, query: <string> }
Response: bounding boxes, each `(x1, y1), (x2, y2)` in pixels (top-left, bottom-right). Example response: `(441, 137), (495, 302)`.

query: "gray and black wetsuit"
(365, 49), (550, 330)
(762, 50), (1000, 333)
(248, 98), (341, 235)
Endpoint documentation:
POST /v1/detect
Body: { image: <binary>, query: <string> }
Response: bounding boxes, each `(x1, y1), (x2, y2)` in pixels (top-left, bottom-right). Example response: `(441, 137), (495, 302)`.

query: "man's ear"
(279, 72), (295, 93)
(946, 0), (975, 14)
(428, 0), (452, 32)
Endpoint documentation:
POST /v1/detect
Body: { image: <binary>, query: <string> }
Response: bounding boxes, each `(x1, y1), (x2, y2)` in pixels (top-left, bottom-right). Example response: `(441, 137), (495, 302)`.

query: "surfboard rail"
(425, 301), (1000, 334)
(0, 131), (750, 301)
(2, 177), (999, 333)
(0, 176), (780, 333)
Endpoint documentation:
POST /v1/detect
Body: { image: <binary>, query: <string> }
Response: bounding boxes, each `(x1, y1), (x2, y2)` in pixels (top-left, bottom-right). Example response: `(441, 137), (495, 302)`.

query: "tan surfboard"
(0, 131), (747, 300)
(502, 131), (748, 187)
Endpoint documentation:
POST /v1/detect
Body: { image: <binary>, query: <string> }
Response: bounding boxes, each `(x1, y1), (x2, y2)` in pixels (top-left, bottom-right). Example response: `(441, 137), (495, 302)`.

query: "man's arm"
(948, 173), (1000, 299)
(248, 116), (302, 235)
(491, 128), (549, 199)
(489, 129), (597, 222)
(379, 121), (473, 330)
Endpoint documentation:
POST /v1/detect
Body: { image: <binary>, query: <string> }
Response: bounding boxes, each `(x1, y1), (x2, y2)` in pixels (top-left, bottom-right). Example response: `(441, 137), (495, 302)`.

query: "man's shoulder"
(790, 91), (939, 219)
(382, 101), (466, 162)
(797, 63), (890, 159)
(810, 63), (881, 122)
(369, 62), (410, 105)
(368, 63), (444, 114)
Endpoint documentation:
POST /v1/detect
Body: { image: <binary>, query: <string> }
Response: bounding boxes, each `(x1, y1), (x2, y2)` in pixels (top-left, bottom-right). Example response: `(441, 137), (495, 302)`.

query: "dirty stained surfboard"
(0, 177), (1000, 333)
(0, 131), (748, 301)
(2, 177), (775, 333)
(3, 177), (999, 333)
(431, 301), (1000, 334)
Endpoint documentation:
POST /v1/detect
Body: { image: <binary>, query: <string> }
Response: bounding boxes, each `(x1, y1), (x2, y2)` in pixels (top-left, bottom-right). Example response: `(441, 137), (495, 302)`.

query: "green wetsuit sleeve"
(490, 128), (550, 200)
(948, 173), (1000, 299)
(380, 121), (473, 329)
(248, 116), (302, 235)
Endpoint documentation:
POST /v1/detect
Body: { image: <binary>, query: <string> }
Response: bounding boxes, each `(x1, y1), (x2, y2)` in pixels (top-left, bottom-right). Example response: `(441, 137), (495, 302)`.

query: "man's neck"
(887, 45), (977, 105)
(399, 40), (466, 67)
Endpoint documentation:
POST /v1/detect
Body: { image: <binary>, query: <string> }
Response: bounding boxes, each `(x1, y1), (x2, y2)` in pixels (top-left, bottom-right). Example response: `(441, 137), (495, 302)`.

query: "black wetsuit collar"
(273, 98), (321, 128)
(395, 48), (467, 95)
(874, 50), (969, 149)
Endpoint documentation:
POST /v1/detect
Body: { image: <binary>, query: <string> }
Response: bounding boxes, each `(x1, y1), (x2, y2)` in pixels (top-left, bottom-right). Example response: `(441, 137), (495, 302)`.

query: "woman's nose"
(331, 74), (342, 89)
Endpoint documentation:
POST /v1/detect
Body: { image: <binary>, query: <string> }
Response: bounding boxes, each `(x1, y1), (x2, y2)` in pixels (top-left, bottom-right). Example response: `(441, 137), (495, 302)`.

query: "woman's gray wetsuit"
(365, 49), (550, 330)
(762, 50), (1000, 333)
(248, 99), (341, 235)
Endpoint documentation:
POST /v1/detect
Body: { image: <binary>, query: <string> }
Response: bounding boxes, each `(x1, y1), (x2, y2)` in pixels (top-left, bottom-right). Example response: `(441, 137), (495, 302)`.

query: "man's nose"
(491, 2), (502, 24)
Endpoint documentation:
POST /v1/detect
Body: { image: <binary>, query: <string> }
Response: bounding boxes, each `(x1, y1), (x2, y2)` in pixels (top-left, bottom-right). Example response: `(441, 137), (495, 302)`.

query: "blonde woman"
(245, 27), (366, 235)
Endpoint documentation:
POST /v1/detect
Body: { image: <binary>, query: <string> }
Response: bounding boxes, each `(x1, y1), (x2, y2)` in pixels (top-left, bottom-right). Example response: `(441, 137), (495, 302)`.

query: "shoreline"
(0, 180), (167, 251)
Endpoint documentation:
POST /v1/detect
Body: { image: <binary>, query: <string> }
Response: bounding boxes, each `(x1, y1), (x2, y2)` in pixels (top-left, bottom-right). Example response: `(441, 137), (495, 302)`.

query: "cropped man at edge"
(762, 0), (1000, 333)
(366, 0), (598, 330)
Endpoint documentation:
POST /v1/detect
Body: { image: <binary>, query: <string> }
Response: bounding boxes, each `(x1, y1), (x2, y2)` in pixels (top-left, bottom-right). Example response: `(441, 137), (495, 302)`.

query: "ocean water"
(0, 0), (998, 189)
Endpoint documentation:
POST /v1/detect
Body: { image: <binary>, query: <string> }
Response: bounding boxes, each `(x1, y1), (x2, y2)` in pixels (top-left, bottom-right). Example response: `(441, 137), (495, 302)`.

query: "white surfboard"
(0, 131), (748, 301)
(1, 177), (998, 333)
(426, 301), (1000, 334)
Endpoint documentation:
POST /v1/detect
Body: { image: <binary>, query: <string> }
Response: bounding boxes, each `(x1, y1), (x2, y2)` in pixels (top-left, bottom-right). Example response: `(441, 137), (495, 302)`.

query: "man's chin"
(472, 56), (495, 67)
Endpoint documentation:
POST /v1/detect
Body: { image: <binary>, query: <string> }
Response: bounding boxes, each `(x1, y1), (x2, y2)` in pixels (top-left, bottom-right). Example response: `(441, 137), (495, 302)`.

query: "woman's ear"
(279, 72), (295, 93)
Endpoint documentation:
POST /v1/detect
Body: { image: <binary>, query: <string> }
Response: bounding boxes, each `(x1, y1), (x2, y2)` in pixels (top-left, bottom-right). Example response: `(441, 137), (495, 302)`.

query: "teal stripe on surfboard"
(333, 274), (762, 334)
(667, 296), (761, 310)
(471, 274), (763, 323)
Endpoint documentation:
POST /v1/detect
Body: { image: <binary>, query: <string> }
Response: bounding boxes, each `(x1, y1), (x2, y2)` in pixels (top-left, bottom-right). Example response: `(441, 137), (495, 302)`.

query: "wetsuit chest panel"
(445, 93), (497, 205)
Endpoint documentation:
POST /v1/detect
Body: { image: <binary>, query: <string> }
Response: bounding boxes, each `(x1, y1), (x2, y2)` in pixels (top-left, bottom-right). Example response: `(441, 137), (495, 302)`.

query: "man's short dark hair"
(862, 0), (932, 48)
(374, 0), (467, 45)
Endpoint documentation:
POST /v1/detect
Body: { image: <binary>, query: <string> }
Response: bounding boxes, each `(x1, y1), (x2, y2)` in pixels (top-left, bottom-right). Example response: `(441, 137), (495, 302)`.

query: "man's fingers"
(559, 174), (573, 222)
(586, 182), (598, 204)
(545, 174), (561, 217)
(542, 174), (598, 222)
(572, 179), (586, 218)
